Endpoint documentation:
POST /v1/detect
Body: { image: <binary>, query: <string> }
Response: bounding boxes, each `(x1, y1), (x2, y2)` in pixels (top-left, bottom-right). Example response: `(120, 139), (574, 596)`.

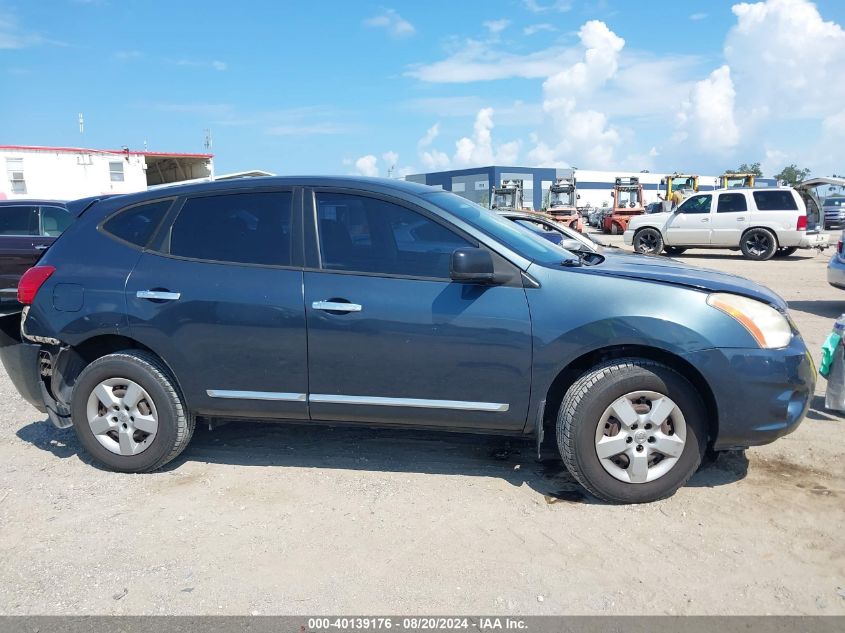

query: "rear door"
(710, 192), (750, 246)
(664, 194), (713, 245)
(0, 204), (40, 298)
(125, 188), (309, 420)
(303, 189), (533, 431)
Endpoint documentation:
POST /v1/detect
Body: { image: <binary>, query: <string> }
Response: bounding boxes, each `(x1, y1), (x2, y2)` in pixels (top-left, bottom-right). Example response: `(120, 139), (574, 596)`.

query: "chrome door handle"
(137, 290), (181, 301)
(34, 245), (48, 251)
(700, 218), (709, 222)
(312, 300), (362, 313)
(737, 217), (745, 221)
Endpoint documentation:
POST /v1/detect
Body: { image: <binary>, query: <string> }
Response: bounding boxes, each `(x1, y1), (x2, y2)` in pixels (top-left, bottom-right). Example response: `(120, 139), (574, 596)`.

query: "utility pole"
(204, 129), (213, 152)
(78, 113), (84, 135)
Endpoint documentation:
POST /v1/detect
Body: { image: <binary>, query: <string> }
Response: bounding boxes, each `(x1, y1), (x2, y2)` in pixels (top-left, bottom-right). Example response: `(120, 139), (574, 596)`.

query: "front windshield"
(491, 191), (515, 209)
(674, 177), (696, 191)
(616, 189), (640, 207)
(549, 189), (574, 207)
(426, 191), (577, 264)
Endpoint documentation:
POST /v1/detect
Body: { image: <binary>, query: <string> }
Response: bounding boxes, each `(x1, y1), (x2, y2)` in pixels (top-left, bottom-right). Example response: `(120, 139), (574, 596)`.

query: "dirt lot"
(0, 234), (843, 616)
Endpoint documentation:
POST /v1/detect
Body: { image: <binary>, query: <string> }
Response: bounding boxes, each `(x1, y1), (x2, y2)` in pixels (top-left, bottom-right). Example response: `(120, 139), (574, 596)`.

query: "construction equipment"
(603, 177), (644, 235)
(659, 173), (699, 209)
(546, 175), (583, 232)
(489, 179), (527, 212)
(719, 173), (755, 189)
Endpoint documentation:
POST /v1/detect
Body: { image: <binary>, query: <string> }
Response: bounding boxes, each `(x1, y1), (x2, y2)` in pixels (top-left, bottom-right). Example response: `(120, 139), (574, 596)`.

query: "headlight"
(706, 292), (792, 349)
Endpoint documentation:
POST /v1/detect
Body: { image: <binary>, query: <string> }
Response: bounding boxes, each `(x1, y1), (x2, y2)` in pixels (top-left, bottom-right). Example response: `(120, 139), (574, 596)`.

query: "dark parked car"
(824, 197), (845, 230)
(0, 200), (72, 310)
(0, 177), (814, 503)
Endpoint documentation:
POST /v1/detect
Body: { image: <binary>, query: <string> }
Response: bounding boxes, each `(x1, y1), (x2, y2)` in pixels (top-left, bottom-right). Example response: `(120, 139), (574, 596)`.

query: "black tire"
(663, 246), (687, 256)
(633, 228), (663, 255)
(71, 350), (194, 472)
(773, 246), (798, 258)
(557, 359), (707, 504)
(740, 228), (778, 260)
(610, 222), (622, 235)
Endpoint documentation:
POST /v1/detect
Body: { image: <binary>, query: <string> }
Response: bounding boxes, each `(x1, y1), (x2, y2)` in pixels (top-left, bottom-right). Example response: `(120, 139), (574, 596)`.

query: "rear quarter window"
(102, 199), (173, 247)
(752, 191), (798, 211)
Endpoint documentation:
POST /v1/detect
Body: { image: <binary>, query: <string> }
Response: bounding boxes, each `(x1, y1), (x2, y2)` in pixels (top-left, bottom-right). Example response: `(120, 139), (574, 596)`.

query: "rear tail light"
(838, 239), (843, 255)
(17, 266), (56, 305)
(796, 215), (807, 231)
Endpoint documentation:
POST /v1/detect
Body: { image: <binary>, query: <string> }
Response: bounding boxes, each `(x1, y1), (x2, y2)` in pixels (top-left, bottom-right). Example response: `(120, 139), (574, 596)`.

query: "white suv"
(624, 185), (829, 260)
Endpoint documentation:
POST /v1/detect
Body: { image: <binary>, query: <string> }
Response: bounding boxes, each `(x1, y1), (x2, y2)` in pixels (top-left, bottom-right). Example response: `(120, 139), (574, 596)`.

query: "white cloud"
(211, 60), (227, 71)
(483, 19), (510, 34)
(354, 155), (380, 177)
(689, 12), (708, 20)
(0, 9), (44, 48)
(453, 108), (522, 167)
(418, 122), (440, 147)
(523, 23), (556, 35)
(406, 41), (574, 83)
(175, 58), (228, 71)
(676, 65), (739, 151)
(364, 9), (415, 38)
(420, 148), (451, 170)
(382, 150), (399, 167)
(522, 0), (572, 12)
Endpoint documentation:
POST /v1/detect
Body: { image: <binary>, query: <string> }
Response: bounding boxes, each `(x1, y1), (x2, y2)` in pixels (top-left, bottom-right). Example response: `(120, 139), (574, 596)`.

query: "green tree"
(726, 162), (763, 176)
(774, 164), (811, 186)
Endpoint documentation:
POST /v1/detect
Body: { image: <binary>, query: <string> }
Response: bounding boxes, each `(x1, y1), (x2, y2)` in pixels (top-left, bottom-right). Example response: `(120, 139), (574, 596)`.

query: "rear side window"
(103, 200), (172, 247)
(716, 193), (747, 213)
(40, 206), (74, 237)
(753, 191), (798, 211)
(170, 191), (292, 266)
(0, 205), (38, 235)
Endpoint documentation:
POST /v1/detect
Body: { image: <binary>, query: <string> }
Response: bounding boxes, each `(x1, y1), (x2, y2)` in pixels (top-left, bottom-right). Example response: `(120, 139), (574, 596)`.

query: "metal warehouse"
(406, 166), (777, 210)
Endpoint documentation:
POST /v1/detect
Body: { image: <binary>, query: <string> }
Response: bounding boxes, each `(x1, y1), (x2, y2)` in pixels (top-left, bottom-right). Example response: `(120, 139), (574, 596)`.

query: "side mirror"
(450, 247), (496, 283)
(560, 238), (587, 252)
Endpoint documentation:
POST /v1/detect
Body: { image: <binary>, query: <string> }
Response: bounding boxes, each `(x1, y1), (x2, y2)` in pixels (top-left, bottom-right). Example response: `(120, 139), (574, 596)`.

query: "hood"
(630, 212), (670, 226)
(582, 251), (786, 309)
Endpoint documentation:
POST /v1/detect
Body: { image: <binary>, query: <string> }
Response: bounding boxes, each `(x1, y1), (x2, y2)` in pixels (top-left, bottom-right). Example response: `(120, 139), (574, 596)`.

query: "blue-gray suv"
(0, 177), (815, 503)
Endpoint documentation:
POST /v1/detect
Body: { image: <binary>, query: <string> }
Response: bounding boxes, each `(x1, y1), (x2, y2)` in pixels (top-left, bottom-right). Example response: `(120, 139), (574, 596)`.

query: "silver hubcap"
(594, 390), (687, 484)
(86, 378), (158, 456)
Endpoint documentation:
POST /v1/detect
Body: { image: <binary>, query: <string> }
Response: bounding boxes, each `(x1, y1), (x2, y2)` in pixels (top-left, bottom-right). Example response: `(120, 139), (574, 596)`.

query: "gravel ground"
(0, 234), (843, 615)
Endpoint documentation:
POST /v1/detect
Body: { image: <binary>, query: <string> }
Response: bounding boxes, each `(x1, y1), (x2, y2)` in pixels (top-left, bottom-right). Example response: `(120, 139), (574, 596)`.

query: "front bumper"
(798, 232), (829, 249)
(622, 230), (634, 245)
(683, 335), (815, 450)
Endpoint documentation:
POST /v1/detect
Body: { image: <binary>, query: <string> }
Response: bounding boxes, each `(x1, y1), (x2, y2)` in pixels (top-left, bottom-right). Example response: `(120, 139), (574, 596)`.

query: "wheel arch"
(540, 344), (718, 447)
(741, 225), (781, 247)
(48, 334), (187, 411)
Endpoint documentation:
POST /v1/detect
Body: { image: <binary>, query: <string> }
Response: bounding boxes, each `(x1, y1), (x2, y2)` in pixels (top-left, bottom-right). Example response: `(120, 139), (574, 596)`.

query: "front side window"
(6, 158), (26, 194)
(716, 193), (748, 213)
(170, 191), (292, 266)
(677, 194), (712, 214)
(316, 192), (471, 278)
(103, 199), (173, 247)
(753, 191), (798, 211)
(40, 206), (74, 236)
(109, 161), (125, 182)
(0, 205), (38, 235)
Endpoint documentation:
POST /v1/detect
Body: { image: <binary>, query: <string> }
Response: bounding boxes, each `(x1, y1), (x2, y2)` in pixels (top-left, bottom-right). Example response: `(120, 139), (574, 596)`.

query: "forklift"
(718, 173), (755, 189)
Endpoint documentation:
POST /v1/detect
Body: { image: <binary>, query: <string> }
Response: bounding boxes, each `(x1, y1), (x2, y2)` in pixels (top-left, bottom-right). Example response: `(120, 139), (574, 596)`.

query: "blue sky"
(1, 0), (843, 178)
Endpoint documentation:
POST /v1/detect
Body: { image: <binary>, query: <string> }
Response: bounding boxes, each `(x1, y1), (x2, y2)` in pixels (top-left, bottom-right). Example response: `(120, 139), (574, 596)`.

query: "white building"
(1, 144), (214, 201)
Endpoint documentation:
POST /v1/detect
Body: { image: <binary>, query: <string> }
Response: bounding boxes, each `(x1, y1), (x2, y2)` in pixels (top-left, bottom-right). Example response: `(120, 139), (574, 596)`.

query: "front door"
(303, 190), (533, 431)
(710, 192), (750, 246)
(125, 189), (309, 420)
(664, 194), (713, 245)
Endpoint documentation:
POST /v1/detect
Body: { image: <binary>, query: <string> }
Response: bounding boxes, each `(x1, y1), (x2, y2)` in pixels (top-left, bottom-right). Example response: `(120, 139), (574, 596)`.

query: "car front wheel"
(71, 350), (194, 472)
(557, 359), (707, 504)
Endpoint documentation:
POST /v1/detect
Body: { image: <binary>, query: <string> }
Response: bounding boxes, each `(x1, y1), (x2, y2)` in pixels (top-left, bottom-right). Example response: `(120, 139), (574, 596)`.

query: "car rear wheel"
(71, 350), (194, 472)
(740, 228), (778, 261)
(610, 222), (622, 235)
(557, 359), (707, 504)
(773, 246), (798, 258)
(633, 228), (663, 255)
(663, 246), (686, 256)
